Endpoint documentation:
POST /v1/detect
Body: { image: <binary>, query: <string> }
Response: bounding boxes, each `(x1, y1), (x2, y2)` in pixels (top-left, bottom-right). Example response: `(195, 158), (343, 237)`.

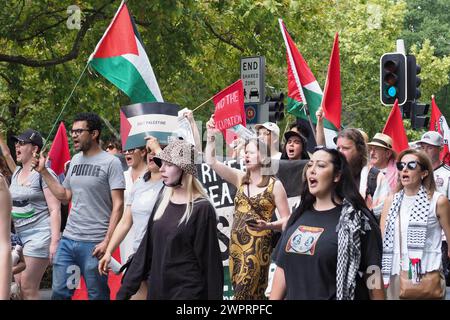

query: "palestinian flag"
(88, 1), (163, 104)
(279, 19), (338, 145)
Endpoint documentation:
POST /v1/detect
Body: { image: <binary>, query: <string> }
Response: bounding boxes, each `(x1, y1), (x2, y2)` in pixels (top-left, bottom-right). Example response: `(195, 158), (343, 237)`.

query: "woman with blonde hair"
(116, 139), (223, 300)
(205, 116), (290, 300)
(381, 149), (450, 299)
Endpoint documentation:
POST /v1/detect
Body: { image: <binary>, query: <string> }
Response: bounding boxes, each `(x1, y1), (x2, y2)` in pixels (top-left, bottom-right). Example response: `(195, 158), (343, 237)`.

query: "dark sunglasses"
(396, 161), (425, 171)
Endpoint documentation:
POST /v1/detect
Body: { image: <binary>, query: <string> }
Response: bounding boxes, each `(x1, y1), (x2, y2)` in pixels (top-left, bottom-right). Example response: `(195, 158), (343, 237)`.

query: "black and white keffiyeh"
(381, 185), (430, 286)
(336, 199), (372, 300)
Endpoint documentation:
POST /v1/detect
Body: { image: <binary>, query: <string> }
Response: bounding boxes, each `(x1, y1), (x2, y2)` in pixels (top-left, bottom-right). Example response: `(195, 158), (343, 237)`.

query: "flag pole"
(304, 103), (317, 142)
(279, 19), (317, 144)
(42, 63), (89, 151)
(192, 96), (214, 113)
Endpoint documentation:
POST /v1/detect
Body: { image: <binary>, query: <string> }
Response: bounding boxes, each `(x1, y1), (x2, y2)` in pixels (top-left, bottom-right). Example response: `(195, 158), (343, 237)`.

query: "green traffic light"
(387, 86), (397, 98)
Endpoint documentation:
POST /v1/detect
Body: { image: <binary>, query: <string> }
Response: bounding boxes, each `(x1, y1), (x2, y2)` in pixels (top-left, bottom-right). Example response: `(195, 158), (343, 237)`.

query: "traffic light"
(411, 102), (429, 130)
(407, 55), (421, 101)
(380, 53), (407, 106)
(267, 93), (285, 123)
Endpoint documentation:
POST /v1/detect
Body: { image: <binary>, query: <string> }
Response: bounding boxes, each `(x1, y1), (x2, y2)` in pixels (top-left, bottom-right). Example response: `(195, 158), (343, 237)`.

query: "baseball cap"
(284, 130), (307, 145)
(13, 129), (43, 149)
(255, 122), (280, 137)
(418, 131), (444, 147)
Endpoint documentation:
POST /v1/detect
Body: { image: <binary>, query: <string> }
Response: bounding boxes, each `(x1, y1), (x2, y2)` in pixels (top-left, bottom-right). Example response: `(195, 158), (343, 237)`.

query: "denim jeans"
(51, 237), (110, 300)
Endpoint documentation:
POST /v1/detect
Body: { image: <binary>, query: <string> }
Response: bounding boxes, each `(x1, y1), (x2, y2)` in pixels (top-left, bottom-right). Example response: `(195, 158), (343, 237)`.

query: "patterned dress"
(229, 178), (276, 300)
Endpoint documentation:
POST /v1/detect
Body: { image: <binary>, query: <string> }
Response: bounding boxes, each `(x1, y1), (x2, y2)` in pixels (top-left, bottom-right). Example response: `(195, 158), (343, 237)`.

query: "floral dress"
(229, 177), (276, 300)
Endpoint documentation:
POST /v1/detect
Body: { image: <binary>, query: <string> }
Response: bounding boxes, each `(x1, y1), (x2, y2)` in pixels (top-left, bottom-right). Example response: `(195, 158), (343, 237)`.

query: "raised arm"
(315, 106), (326, 146)
(204, 116), (244, 187)
(183, 110), (202, 154)
(33, 152), (71, 204)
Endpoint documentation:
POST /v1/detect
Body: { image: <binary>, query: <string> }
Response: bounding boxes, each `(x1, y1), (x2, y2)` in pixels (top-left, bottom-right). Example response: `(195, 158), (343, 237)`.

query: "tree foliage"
(0, 0), (448, 146)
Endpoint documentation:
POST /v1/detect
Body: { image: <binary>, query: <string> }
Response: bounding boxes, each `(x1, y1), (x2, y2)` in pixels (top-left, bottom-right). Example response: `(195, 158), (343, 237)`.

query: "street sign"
(240, 56), (265, 104)
(245, 104), (258, 124)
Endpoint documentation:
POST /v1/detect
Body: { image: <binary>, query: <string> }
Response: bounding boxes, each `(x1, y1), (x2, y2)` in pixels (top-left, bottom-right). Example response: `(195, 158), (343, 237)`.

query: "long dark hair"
(287, 147), (369, 228)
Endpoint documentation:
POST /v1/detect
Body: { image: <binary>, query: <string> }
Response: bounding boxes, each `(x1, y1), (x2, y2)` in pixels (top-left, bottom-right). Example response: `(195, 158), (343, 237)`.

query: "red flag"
(212, 80), (245, 145)
(429, 95), (450, 160)
(48, 122), (71, 176)
(382, 99), (409, 153)
(213, 80), (245, 131)
(322, 33), (341, 130)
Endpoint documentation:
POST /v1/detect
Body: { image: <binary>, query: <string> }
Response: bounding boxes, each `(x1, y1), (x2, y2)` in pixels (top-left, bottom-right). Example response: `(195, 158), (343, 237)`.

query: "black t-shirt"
(273, 205), (382, 300)
(148, 199), (224, 300)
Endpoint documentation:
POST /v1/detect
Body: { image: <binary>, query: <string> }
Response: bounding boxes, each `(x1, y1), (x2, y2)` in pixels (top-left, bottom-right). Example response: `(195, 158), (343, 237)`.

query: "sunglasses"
(396, 161), (425, 171)
(123, 147), (145, 154)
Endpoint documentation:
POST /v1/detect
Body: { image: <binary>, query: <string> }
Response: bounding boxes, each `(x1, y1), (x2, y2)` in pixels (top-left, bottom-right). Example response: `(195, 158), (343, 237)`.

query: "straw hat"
(367, 133), (394, 151)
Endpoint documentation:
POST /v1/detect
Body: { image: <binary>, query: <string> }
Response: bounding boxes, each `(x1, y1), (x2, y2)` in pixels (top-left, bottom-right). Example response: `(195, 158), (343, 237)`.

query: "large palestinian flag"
(279, 19), (338, 146)
(88, 1), (163, 103)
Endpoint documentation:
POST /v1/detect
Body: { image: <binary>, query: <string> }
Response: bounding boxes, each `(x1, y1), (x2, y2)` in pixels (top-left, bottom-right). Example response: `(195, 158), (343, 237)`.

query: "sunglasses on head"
(396, 161), (425, 171)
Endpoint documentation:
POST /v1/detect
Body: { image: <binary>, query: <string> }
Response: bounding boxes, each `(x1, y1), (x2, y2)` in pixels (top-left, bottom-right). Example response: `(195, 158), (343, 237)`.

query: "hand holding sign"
(206, 116), (221, 138)
(145, 135), (162, 154)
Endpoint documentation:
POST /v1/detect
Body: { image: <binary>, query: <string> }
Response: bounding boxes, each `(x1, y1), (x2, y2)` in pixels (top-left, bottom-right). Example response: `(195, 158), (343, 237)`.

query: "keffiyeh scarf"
(381, 185), (430, 286)
(336, 199), (372, 300)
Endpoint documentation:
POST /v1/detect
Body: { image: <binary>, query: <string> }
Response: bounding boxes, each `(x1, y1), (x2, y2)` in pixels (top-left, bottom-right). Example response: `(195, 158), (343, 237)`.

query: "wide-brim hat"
(153, 139), (198, 177)
(13, 128), (43, 149)
(367, 133), (394, 151)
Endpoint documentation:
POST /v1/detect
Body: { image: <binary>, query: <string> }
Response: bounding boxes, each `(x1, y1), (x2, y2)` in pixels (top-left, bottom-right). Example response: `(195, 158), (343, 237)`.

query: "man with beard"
(33, 112), (125, 300)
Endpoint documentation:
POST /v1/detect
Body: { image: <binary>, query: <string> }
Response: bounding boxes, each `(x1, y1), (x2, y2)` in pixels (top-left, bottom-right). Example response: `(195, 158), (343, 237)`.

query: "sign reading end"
(240, 56), (265, 104)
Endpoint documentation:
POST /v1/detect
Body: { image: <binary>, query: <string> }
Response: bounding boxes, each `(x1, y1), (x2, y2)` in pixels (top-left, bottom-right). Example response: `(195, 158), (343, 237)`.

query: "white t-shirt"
(127, 178), (164, 253)
(434, 164), (450, 199)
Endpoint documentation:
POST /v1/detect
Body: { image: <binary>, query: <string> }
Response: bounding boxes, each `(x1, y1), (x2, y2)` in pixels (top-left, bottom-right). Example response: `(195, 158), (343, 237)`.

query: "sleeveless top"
(229, 177), (277, 300)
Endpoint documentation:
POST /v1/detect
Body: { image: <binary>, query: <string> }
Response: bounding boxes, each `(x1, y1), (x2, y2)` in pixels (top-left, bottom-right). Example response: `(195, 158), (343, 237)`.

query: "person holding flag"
(205, 116), (290, 299)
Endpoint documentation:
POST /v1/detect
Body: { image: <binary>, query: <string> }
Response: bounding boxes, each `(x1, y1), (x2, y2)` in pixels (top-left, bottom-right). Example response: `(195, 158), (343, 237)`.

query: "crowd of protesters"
(0, 106), (450, 301)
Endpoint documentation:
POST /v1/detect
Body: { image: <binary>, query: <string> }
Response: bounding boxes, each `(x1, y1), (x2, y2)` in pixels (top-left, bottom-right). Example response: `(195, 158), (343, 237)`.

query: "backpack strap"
(366, 166), (380, 198)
